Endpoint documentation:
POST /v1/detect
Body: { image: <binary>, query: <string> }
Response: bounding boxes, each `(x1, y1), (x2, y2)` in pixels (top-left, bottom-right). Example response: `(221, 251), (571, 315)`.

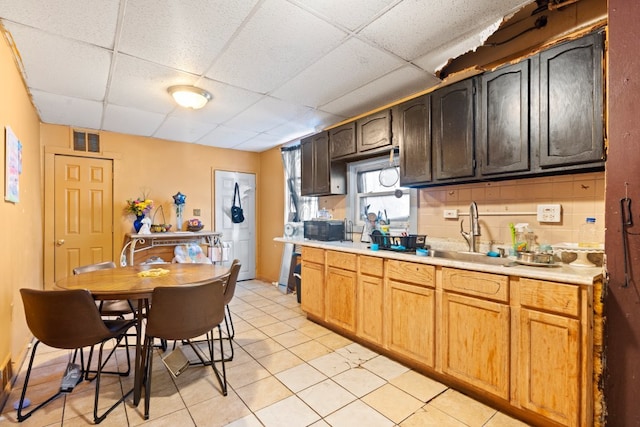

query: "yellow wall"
(0, 32), (44, 385)
(258, 146), (285, 282)
(41, 123), (285, 286)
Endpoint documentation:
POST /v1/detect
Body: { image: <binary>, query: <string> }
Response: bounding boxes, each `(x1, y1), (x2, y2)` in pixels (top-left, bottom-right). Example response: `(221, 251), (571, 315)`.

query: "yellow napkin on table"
(137, 268), (170, 277)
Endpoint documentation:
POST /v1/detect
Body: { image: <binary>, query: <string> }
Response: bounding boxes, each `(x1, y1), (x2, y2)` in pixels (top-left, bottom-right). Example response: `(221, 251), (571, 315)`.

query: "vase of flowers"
(126, 197), (154, 232)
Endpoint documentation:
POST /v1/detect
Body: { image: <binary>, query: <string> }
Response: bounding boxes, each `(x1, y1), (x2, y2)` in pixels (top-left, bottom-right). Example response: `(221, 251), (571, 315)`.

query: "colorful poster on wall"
(5, 126), (22, 203)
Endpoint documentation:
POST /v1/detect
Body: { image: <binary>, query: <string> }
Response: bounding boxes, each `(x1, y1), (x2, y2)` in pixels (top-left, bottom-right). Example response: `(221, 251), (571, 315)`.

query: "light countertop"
(275, 237), (603, 286)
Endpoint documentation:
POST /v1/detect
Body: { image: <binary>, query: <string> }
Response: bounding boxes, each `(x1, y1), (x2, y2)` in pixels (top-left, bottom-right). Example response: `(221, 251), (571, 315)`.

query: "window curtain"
(281, 144), (317, 223)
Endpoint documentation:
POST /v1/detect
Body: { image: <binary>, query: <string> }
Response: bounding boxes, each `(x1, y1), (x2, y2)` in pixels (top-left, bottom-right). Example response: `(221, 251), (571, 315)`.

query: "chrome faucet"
(460, 201), (481, 252)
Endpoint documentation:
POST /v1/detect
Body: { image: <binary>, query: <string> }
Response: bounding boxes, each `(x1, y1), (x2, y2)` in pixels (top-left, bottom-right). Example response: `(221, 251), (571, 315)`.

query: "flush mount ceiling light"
(168, 85), (212, 109)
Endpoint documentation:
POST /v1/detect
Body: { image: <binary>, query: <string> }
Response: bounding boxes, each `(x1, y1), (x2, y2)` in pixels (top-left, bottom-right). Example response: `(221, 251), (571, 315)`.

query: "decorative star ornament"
(173, 192), (186, 206)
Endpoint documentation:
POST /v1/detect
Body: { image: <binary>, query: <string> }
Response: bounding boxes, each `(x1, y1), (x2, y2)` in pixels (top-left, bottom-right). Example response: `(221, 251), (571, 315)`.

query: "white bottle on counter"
(578, 217), (599, 248)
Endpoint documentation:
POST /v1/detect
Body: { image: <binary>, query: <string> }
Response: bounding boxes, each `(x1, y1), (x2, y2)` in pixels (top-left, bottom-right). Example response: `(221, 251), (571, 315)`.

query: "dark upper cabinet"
(301, 132), (346, 197)
(329, 122), (356, 160)
(479, 60), (530, 176)
(537, 32), (604, 169)
(356, 109), (392, 154)
(432, 78), (476, 181)
(393, 95), (432, 186)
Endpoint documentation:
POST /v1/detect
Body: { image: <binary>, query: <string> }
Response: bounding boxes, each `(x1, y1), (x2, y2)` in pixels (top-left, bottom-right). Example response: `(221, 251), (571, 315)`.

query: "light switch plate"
(443, 209), (458, 219)
(537, 204), (562, 222)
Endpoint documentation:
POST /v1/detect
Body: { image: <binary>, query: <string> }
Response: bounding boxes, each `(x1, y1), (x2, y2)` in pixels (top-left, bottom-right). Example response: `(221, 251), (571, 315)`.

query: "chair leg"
(16, 341), (65, 422)
(85, 332), (131, 380)
(94, 336), (133, 424)
(209, 326), (227, 396)
(143, 336), (154, 420)
(225, 305), (235, 339)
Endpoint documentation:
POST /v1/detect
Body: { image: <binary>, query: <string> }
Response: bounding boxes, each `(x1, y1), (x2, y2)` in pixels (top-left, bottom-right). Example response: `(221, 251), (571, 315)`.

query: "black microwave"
(304, 220), (345, 241)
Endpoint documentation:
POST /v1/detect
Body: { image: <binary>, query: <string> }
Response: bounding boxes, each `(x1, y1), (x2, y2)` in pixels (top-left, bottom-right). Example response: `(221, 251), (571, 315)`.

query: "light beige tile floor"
(0, 279), (531, 426)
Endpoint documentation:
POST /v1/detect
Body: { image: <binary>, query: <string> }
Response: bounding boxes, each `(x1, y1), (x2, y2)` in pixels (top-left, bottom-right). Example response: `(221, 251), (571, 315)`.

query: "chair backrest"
(223, 260), (241, 305)
(20, 288), (112, 349)
(145, 280), (225, 341)
(73, 261), (117, 275)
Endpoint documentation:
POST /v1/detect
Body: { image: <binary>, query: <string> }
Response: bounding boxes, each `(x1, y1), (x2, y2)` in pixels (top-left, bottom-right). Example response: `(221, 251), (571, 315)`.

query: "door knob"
(56, 239), (65, 246)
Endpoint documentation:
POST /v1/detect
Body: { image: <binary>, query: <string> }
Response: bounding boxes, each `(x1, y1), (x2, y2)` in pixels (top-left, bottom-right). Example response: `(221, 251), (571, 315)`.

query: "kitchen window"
(348, 156), (417, 233)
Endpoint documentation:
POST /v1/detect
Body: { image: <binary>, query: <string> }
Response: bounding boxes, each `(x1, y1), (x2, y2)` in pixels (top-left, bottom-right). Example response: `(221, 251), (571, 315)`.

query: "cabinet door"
(325, 266), (357, 332)
(441, 292), (510, 399)
(312, 132), (331, 195)
(357, 109), (392, 153)
(479, 60), (530, 175)
(386, 280), (435, 367)
(301, 261), (325, 319)
(330, 122), (357, 160)
(432, 78), (476, 181)
(519, 308), (580, 427)
(394, 95), (432, 186)
(538, 32), (604, 168)
(300, 136), (315, 196)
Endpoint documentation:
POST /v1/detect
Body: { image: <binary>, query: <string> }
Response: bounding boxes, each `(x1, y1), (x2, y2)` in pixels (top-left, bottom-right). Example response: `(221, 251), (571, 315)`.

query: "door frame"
(44, 145), (122, 289)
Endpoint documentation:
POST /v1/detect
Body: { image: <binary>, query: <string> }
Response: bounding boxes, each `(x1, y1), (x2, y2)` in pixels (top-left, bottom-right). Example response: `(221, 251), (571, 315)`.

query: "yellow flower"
(126, 198), (154, 216)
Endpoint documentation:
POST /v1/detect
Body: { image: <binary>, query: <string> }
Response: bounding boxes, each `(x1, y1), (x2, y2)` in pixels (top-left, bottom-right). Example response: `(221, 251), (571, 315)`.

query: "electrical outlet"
(537, 204), (562, 222)
(443, 209), (459, 219)
(193, 208), (201, 216)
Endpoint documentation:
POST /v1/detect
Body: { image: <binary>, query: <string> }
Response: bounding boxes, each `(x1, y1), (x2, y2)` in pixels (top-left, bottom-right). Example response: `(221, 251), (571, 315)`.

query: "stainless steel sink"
(428, 249), (510, 266)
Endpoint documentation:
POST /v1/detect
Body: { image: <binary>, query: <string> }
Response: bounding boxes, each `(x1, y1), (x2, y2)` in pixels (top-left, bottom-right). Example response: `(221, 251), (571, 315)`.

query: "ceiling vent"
(73, 130), (100, 153)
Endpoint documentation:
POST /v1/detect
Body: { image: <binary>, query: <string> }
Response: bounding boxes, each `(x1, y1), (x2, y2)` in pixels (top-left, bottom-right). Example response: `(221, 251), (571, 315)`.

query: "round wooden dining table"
(55, 263), (230, 406)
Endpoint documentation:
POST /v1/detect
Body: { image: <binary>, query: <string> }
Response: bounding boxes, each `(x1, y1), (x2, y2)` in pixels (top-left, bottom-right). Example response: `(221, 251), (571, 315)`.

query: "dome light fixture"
(168, 85), (212, 109)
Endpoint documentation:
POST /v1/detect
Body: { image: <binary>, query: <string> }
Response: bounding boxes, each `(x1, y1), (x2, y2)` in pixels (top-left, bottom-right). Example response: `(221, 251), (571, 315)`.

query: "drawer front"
(360, 255), (383, 277)
(302, 246), (325, 264)
(442, 268), (509, 303)
(520, 278), (580, 317)
(327, 250), (357, 271)
(386, 260), (435, 287)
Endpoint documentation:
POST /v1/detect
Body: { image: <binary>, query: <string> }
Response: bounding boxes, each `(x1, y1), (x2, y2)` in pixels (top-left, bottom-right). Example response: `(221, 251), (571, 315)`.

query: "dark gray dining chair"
(219, 259), (241, 361)
(73, 260), (135, 378)
(142, 279), (228, 419)
(18, 288), (135, 424)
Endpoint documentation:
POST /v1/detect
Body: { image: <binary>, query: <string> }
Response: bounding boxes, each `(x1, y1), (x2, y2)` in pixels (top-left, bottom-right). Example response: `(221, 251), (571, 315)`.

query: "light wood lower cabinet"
(300, 247), (325, 319)
(357, 256), (384, 344)
(385, 260), (436, 367)
(441, 268), (510, 399)
(325, 269), (357, 332)
(298, 248), (593, 427)
(442, 292), (510, 399)
(517, 278), (582, 427)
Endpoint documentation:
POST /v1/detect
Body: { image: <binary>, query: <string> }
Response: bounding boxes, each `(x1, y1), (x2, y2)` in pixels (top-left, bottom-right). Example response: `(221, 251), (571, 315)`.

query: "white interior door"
(214, 170), (256, 281)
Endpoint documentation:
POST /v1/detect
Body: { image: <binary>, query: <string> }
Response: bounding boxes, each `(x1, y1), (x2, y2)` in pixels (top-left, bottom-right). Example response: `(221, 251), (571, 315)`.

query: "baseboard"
(0, 355), (13, 412)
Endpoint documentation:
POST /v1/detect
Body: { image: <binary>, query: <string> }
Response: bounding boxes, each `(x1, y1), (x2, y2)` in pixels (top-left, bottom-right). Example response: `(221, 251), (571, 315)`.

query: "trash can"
(293, 263), (301, 304)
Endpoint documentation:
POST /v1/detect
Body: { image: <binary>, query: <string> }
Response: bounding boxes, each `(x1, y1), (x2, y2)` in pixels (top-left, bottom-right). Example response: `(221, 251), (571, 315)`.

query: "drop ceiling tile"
(32, 90), (103, 130)
(4, 23), (111, 101)
(321, 66), (439, 117)
(271, 37), (405, 108)
(196, 125), (258, 149)
(267, 109), (342, 140)
(153, 115), (218, 143)
(118, 0), (259, 75)
(207, 0), (347, 93)
(234, 133), (283, 152)
(413, 19), (503, 73)
(108, 54), (197, 114)
(224, 96), (313, 133)
(170, 78), (263, 124)
(359, 0), (530, 61)
(0, 0), (119, 48)
(295, 0), (397, 31)
(102, 104), (166, 137)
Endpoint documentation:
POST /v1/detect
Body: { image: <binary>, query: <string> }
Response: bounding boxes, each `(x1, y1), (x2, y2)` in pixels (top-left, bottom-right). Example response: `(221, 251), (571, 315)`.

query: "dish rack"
(370, 234), (427, 250)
